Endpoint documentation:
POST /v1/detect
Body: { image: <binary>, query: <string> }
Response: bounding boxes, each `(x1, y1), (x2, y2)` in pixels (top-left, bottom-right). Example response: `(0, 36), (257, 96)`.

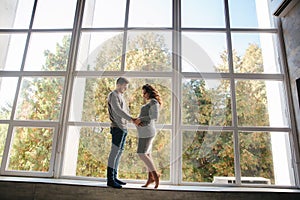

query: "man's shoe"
(115, 178), (126, 185)
(107, 180), (122, 189)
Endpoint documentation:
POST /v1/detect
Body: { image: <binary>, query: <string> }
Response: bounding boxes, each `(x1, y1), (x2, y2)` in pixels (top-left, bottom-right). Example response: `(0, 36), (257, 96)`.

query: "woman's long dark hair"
(142, 84), (162, 105)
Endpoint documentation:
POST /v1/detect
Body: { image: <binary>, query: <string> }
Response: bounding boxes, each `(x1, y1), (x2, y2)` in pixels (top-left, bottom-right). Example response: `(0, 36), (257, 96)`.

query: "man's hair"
(116, 77), (129, 85)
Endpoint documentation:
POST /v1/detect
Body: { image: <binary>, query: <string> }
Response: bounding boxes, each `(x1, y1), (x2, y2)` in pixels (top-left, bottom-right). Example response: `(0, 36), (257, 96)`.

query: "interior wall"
(279, 1), (300, 186)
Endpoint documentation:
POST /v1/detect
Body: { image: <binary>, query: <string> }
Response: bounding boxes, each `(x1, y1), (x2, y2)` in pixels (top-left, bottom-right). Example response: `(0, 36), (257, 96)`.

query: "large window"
(0, 0), (297, 187)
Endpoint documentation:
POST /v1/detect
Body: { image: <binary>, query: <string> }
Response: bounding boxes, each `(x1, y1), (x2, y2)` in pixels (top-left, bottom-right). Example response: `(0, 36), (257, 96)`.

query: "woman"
(135, 84), (162, 189)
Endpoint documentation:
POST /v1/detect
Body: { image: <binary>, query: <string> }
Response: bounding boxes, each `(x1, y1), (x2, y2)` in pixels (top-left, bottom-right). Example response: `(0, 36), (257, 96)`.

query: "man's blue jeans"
(107, 127), (127, 180)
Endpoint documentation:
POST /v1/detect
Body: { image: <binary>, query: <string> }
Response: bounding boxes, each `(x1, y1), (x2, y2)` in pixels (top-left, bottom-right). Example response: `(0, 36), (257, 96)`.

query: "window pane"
(128, 0), (172, 27)
(240, 132), (294, 186)
(0, 77), (18, 119)
(62, 127), (171, 181)
(236, 80), (289, 127)
(182, 32), (228, 72)
(182, 0), (225, 28)
(82, 0), (126, 28)
(8, 127), (54, 172)
(125, 31), (172, 72)
(69, 77), (172, 125)
(182, 131), (234, 183)
(24, 33), (71, 71)
(231, 33), (280, 73)
(0, 33), (27, 71)
(182, 79), (232, 126)
(0, 0), (34, 29)
(76, 32), (123, 71)
(0, 124), (9, 165)
(33, 0), (77, 29)
(15, 77), (65, 121)
(229, 0), (274, 28)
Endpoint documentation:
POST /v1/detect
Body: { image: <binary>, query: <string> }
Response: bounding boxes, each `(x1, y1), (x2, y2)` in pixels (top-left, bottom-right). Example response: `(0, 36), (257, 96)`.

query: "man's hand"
(132, 118), (141, 126)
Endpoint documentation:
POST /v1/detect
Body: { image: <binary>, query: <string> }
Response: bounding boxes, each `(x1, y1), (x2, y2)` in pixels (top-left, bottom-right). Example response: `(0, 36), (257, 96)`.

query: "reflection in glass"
(15, 77), (64, 121)
(182, 32), (228, 72)
(0, 124), (9, 165)
(82, 0), (126, 28)
(182, 131), (234, 182)
(125, 31), (172, 72)
(239, 132), (294, 186)
(231, 33), (279, 73)
(8, 127), (54, 172)
(0, 0), (34, 29)
(128, 0), (172, 27)
(228, 0), (273, 28)
(0, 34), (27, 71)
(0, 77), (18, 119)
(69, 77), (171, 125)
(33, 0), (76, 28)
(182, 0), (225, 28)
(235, 80), (288, 127)
(76, 32), (123, 71)
(24, 33), (71, 71)
(182, 79), (231, 126)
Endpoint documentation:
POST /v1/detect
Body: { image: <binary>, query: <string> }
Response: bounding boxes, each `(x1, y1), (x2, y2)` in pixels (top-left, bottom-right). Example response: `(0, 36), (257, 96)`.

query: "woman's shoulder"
(149, 98), (158, 105)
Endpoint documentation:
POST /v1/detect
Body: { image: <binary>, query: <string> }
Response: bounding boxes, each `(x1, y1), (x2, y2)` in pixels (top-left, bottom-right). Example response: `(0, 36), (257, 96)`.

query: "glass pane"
(240, 132), (294, 186)
(76, 32), (123, 71)
(125, 31), (172, 72)
(182, 131), (234, 183)
(128, 0), (172, 27)
(0, 0), (34, 29)
(24, 33), (71, 71)
(15, 77), (65, 121)
(0, 124), (9, 165)
(0, 77), (18, 119)
(182, 0), (225, 28)
(231, 33), (280, 73)
(62, 127), (171, 180)
(8, 127), (54, 172)
(182, 79), (232, 126)
(182, 32), (228, 72)
(82, 0), (126, 28)
(0, 33), (27, 71)
(229, 0), (274, 28)
(69, 77), (172, 125)
(33, 0), (77, 28)
(235, 80), (289, 127)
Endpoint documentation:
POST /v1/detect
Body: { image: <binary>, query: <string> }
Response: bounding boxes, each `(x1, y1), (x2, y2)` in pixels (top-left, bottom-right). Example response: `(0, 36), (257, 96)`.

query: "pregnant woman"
(136, 84), (162, 189)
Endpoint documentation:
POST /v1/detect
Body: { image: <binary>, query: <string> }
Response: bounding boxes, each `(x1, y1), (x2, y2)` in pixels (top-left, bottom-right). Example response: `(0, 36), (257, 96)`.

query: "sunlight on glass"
(128, 0), (172, 27)
(33, 0), (77, 28)
(231, 33), (279, 73)
(239, 132), (294, 186)
(82, 0), (126, 28)
(182, 131), (234, 183)
(0, 77), (18, 120)
(8, 127), (54, 172)
(0, 0), (34, 29)
(0, 124), (8, 165)
(15, 77), (64, 121)
(229, 0), (273, 28)
(182, 78), (231, 126)
(182, 0), (225, 28)
(0, 34), (27, 71)
(76, 32), (123, 71)
(181, 32), (228, 72)
(235, 80), (288, 127)
(125, 31), (172, 71)
(24, 33), (71, 71)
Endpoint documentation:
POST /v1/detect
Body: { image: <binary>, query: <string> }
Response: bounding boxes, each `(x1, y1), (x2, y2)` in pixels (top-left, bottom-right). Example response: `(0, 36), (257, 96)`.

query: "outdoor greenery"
(0, 33), (274, 183)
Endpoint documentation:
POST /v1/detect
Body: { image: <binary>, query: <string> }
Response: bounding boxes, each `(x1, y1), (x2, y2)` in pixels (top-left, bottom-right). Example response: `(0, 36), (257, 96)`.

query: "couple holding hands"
(107, 77), (162, 189)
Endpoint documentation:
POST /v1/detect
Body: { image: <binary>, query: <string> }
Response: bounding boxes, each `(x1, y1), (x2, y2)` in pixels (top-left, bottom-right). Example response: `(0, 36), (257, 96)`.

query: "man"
(107, 77), (136, 188)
